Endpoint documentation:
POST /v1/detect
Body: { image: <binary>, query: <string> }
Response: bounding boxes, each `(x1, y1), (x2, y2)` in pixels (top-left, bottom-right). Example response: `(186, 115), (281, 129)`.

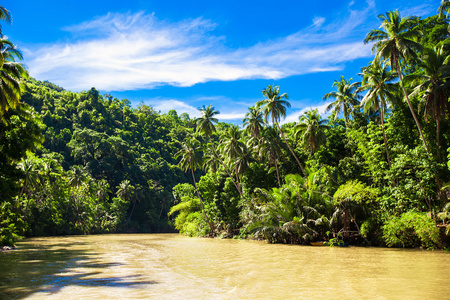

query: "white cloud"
(149, 99), (201, 118)
(24, 3), (377, 92)
(281, 101), (332, 125)
(312, 16), (326, 27)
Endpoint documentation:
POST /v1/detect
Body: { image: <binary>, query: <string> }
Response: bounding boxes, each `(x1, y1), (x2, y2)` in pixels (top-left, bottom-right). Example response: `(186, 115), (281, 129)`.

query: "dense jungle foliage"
(2, 3), (450, 249)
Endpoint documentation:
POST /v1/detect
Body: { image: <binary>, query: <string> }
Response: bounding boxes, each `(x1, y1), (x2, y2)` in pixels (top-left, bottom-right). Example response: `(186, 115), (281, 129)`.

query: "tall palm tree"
(202, 146), (219, 184)
(17, 158), (40, 200)
(195, 105), (242, 196)
(407, 46), (450, 159)
(257, 84), (306, 176)
(359, 58), (398, 167)
(242, 106), (265, 138)
(256, 127), (284, 186)
(323, 76), (360, 128)
(364, 10), (429, 154)
(176, 137), (213, 233)
(294, 109), (329, 155)
(219, 125), (245, 185)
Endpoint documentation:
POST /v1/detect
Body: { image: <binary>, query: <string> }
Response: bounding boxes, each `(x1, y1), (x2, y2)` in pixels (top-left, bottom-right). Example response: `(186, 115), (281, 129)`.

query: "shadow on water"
(0, 239), (157, 299)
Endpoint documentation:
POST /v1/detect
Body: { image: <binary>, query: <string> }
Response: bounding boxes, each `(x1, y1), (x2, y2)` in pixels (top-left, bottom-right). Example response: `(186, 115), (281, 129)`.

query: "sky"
(3, 0), (439, 124)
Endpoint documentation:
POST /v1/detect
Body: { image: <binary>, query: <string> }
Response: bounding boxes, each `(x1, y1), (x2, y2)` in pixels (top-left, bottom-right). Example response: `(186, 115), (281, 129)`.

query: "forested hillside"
(2, 4), (450, 248)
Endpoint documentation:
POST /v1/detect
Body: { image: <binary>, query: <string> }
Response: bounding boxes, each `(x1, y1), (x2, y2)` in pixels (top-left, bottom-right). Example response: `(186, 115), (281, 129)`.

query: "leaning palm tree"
(364, 10), (429, 154)
(176, 137), (213, 234)
(195, 105), (242, 196)
(323, 76), (360, 128)
(294, 109), (329, 155)
(257, 84), (306, 176)
(242, 106), (265, 138)
(359, 58), (398, 167)
(407, 46), (450, 159)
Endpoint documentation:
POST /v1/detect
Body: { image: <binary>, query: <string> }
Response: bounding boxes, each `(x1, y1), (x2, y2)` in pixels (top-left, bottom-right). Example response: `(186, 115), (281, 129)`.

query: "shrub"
(382, 211), (439, 248)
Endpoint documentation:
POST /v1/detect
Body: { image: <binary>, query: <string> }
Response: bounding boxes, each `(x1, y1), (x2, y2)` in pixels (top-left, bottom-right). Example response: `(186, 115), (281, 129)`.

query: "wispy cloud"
(23, 1), (379, 92)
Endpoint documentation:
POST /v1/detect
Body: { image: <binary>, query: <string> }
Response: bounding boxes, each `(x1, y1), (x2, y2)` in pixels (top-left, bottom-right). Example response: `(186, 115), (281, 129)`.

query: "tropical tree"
(175, 137), (213, 234)
(219, 125), (245, 185)
(242, 106), (265, 138)
(0, 38), (28, 119)
(364, 10), (429, 154)
(256, 127), (284, 186)
(407, 46), (450, 159)
(323, 76), (360, 128)
(294, 109), (329, 155)
(116, 180), (135, 202)
(195, 105), (242, 196)
(257, 84), (306, 175)
(0, 5), (11, 37)
(359, 58), (398, 167)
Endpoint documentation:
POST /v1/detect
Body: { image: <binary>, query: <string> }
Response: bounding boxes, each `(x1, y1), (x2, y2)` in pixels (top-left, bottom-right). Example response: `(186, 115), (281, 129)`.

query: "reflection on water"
(1, 234), (450, 299)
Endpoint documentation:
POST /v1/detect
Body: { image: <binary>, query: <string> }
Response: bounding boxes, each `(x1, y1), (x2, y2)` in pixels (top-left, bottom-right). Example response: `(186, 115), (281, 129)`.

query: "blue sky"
(3, 0), (438, 124)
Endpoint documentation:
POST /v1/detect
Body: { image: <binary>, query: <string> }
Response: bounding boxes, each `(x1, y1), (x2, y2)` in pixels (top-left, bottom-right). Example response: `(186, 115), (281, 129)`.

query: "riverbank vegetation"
(2, 3), (450, 249)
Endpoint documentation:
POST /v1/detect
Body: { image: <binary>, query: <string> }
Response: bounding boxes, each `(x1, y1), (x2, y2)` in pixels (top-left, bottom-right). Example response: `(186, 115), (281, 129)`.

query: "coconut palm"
(294, 109), (329, 155)
(242, 106), (265, 138)
(407, 46), (450, 159)
(203, 146), (220, 184)
(323, 76), (360, 128)
(175, 137), (213, 233)
(364, 10), (429, 154)
(195, 105), (242, 196)
(359, 58), (398, 167)
(439, 0), (450, 28)
(0, 38), (28, 119)
(116, 180), (134, 202)
(219, 125), (246, 184)
(17, 158), (40, 200)
(256, 127), (284, 186)
(257, 84), (306, 176)
(0, 5), (11, 37)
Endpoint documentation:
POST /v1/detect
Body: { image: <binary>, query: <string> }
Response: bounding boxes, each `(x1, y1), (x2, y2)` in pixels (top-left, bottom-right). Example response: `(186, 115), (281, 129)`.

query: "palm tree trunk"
(274, 153), (281, 187)
(209, 137), (242, 197)
(396, 60), (430, 155)
(275, 121), (306, 176)
(436, 118), (442, 161)
(380, 103), (392, 168)
(191, 168), (214, 235)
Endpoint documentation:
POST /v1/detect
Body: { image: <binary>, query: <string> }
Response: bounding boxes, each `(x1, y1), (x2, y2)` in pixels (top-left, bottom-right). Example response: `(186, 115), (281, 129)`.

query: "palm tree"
(439, 0), (450, 29)
(323, 76), (360, 128)
(0, 5), (11, 37)
(359, 58), (398, 167)
(195, 105), (242, 196)
(242, 106), (265, 138)
(407, 46), (450, 159)
(176, 137), (213, 234)
(219, 125), (245, 185)
(257, 84), (306, 176)
(202, 146), (220, 184)
(0, 38), (28, 119)
(17, 158), (40, 200)
(364, 10), (429, 154)
(294, 109), (329, 155)
(116, 180), (134, 202)
(256, 127), (284, 186)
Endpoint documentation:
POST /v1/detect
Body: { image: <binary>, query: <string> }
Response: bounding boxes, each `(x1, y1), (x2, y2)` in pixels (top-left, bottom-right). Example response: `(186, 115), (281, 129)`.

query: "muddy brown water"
(1, 234), (449, 299)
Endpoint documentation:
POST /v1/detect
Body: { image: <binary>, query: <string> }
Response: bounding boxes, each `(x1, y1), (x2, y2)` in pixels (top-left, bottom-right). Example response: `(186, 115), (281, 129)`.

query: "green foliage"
(382, 211), (439, 248)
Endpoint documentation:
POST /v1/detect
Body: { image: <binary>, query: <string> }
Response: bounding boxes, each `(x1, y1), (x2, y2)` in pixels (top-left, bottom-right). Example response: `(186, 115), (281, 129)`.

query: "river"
(1, 234), (449, 299)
